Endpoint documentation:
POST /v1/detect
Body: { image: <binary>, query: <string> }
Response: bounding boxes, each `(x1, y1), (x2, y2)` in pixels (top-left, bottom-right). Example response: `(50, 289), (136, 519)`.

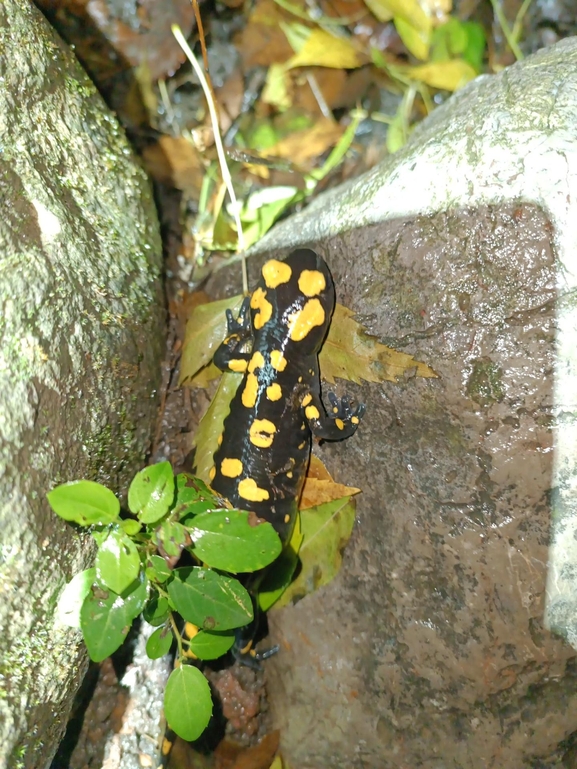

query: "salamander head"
(250, 248), (336, 355)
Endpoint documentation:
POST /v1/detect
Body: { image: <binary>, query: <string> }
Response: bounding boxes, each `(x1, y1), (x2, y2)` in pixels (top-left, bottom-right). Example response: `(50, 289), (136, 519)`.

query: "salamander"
(209, 247), (364, 545)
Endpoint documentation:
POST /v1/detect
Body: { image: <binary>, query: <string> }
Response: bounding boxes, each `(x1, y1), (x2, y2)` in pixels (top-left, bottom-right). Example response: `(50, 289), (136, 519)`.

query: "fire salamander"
(209, 247), (365, 545)
(160, 250), (363, 765)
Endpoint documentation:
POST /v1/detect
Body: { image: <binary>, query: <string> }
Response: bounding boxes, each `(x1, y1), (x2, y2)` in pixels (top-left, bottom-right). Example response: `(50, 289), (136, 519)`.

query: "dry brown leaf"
(300, 455), (360, 509)
(263, 117), (344, 167)
(235, 0), (295, 68)
(216, 70), (245, 134)
(141, 136), (205, 197)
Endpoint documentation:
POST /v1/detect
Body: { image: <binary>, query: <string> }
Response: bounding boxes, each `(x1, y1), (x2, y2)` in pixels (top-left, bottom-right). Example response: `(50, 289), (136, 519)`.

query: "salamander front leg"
(213, 296), (253, 373)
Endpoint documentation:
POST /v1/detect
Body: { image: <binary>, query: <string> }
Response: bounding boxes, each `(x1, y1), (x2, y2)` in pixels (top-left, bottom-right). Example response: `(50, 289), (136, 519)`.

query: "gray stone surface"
(0, 2), (164, 767)
(247, 38), (577, 768)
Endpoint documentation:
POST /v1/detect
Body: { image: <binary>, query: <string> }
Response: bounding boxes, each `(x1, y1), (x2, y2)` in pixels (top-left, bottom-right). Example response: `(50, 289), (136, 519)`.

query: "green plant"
(48, 461), (282, 741)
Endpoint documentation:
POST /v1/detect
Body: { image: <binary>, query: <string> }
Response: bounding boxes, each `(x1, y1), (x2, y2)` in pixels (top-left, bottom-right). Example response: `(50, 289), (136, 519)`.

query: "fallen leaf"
(141, 136), (205, 197)
(320, 304), (438, 384)
(179, 295), (242, 386)
(264, 117), (344, 167)
(300, 455), (360, 509)
(394, 14), (430, 60)
(272, 495), (356, 608)
(285, 27), (363, 69)
(193, 373), (242, 484)
(235, 0), (295, 68)
(233, 731), (280, 769)
(406, 59), (477, 90)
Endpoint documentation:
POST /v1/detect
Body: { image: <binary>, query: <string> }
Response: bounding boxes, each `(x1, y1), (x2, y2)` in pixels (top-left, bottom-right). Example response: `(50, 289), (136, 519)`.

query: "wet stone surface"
(265, 203), (576, 768)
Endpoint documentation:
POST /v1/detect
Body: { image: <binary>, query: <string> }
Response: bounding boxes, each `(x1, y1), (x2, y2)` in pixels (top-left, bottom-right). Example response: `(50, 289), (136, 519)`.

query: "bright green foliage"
(164, 666), (213, 741)
(128, 461), (175, 523)
(188, 510), (282, 572)
(47, 461), (284, 743)
(142, 591), (170, 626)
(168, 567), (253, 631)
(80, 575), (147, 662)
(95, 528), (141, 594)
(146, 626), (174, 659)
(47, 480), (119, 525)
(187, 630), (235, 660)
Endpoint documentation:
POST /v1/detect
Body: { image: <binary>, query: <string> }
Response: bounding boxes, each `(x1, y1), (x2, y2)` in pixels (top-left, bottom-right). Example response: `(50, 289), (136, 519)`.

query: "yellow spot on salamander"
(262, 259), (292, 288)
(209, 466), (216, 480)
(298, 269), (326, 297)
(298, 441), (307, 450)
(162, 738), (174, 756)
(250, 287), (273, 330)
(248, 350), (265, 372)
(228, 358), (248, 373)
(287, 299), (325, 341)
(266, 383), (282, 401)
(249, 418), (277, 448)
(217, 433), (223, 446)
(305, 405), (320, 420)
(184, 622), (199, 640)
(301, 393), (312, 407)
(242, 373), (259, 408)
(284, 513), (290, 523)
(352, 416), (359, 425)
(221, 458), (243, 478)
(238, 478), (270, 502)
(335, 418), (345, 430)
(287, 471), (293, 478)
(270, 350), (287, 371)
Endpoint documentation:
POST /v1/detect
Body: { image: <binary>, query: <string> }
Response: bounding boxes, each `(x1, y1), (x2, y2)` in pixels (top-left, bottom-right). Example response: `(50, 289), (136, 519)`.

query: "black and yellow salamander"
(209, 248), (365, 546)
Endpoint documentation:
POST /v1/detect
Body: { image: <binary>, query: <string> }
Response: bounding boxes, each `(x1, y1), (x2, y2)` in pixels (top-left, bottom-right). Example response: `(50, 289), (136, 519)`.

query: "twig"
(172, 24), (248, 295)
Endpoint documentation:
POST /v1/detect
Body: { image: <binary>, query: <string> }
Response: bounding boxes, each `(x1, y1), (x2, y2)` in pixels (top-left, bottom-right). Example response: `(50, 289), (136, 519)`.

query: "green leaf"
(188, 510), (282, 573)
(168, 567), (253, 631)
(187, 630), (235, 660)
(179, 296), (242, 386)
(164, 666), (213, 741)
(394, 14), (430, 60)
(462, 21), (486, 73)
(192, 372), (242, 485)
(157, 520), (188, 558)
(55, 568), (96, 629)
(47, 481), (119, 526)
(122, 572), (149, 620)
(143, 592), (170, 626)
(258, 514), (303, 611)
(128, 462), (175, 524)
(273, 497), (356, 609)
(148, 554), (172, 583)
(120, 519), (142, 536)
(146, 626), (173, 659)
(95, 529), (141, 595)
(174, 473), (220, 520)
(80, 585), (133, 662)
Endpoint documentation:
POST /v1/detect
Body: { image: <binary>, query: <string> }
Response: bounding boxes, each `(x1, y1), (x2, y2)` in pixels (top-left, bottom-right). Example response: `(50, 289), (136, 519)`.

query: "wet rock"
(250, 38), (577, 768)
(0, 3), (164, 767)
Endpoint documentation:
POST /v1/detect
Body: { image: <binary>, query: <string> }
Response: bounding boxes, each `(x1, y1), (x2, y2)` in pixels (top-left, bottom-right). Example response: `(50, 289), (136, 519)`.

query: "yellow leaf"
(262, 62), (292, 110)
(179, 295), (242, 386)
(394, 14), (430, 60)
(406, 59), (476, 91)
(285, 28), (361, 69)
(320, 303), (438, 384)
(364, 0), (430, 32)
